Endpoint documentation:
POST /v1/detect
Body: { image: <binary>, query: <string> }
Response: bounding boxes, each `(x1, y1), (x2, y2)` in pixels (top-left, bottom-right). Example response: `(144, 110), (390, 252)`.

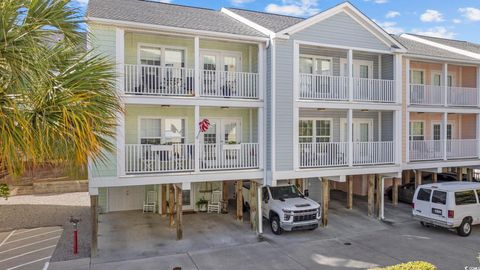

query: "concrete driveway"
(51, 191), (480, 270)
(0, 227), (62, 270)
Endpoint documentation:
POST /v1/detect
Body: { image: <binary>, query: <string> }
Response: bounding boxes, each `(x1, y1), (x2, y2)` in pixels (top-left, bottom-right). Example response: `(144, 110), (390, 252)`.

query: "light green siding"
(124, 32), (258, 72)
(125, 105), (258, 144)
(89, 23), (118, 178)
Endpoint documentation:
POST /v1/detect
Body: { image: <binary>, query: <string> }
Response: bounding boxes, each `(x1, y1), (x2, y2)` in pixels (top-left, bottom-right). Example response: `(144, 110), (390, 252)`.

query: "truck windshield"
(270, 186), (302, 200)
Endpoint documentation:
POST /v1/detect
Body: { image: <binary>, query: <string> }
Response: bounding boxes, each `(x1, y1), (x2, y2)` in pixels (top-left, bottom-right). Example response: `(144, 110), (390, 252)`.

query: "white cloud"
(453, 19), (462, 24)
(373, 20), (404, 35)
(364, 0), (388, 4)
(411, 26), (456, 39)
(265, 0), (319, 17)
(420, 9), (444, 22)
(385, 11), (400, 19)
(459, 7), (480, 21)
(231, 0), (254, 5)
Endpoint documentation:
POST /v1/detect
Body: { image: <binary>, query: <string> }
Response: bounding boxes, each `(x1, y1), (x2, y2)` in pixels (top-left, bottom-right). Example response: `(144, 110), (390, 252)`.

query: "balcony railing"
(352, 141), (395, 165)
(410, 84), (443, 105)
(299, 74), (348, 101)
(448, 87), (478, 106)
(200, 70), (258, 99)
(200, 143), (259, 170)
(409, 139), (479, 161)
(446, 139), (478, 159)
(125, 65), (195, 96)
(299, 142), (348, 168)
(125, 144), (195, 174)
(353, 78), (395, 103)
(299, 74), (395, 103)
(298, 141), (394, 168)
(124, 65), (259, 98)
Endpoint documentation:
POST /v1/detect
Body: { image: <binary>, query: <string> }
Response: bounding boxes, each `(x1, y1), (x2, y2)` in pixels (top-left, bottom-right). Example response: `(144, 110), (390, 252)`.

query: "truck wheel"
(270, 215), (283, 235)
(457, 218), (472, 237)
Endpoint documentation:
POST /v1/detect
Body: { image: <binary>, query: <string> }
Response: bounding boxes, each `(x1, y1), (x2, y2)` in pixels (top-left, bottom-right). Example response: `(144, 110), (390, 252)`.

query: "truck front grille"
(293, 214), (317, 222)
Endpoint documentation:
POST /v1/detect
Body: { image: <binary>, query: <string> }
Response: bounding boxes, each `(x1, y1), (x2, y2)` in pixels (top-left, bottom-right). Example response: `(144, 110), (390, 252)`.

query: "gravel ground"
(0, 192), (91, 261)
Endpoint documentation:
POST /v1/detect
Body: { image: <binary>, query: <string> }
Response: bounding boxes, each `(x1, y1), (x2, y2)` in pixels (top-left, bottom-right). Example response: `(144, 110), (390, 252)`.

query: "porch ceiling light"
(221, 106), (230, 109)
(161, 105), (170, 108)
(361, 109), (368, 112)
(317, 108), (326, 111)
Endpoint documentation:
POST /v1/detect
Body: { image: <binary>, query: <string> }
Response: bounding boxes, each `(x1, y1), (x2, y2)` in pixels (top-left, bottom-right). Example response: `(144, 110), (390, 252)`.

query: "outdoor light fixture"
(317, 108), (326, 111)
(361, 109), (369, 112)
(161, 105), (170, 108)
(221, 106), (230, 109)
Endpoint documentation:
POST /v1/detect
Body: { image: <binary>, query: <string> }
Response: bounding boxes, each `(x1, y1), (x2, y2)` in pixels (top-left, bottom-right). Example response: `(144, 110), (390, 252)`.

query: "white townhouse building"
(86, 0), (480, 253)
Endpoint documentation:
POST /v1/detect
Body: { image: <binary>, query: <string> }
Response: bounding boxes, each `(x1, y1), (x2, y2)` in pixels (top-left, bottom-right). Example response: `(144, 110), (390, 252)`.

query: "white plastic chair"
(143, 190), (157, 213)
(207, 190), (222, 213)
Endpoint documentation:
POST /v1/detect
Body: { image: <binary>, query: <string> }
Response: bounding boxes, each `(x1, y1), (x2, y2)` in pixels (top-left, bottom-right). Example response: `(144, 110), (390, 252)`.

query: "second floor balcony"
(298, 45), (398, 103)
(120, 30), (262, 100)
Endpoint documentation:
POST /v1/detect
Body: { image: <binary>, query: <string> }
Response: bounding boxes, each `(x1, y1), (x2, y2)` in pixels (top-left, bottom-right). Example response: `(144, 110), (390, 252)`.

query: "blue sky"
(73, 0), (480, 43)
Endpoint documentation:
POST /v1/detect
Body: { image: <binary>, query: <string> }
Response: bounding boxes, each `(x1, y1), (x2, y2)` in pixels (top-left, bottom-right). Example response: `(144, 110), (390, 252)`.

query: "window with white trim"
(139, 118), (185, 145)
(410, 70), (424, 84)
(409, 121), (424, 141)
(299, 119), (332, 143)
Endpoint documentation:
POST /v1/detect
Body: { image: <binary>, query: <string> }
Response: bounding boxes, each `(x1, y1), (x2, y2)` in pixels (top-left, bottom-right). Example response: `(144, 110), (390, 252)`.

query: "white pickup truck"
(243, 184), (321, 235)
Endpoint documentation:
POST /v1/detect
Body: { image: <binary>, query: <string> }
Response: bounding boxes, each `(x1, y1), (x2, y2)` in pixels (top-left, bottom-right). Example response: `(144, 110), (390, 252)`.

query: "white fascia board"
(123, 95), (265, 108)
(277, 2), (406, 51)
(408, 106), (480, 114)
(297, 101), (402, 111)
(221, 8), (275, 37)
(273, 165), (402, 180)
(405, 54), (480, 66)
(86, 17), (269, 42)
(402, 34), (480, 61)
(404, 160), (480, 171)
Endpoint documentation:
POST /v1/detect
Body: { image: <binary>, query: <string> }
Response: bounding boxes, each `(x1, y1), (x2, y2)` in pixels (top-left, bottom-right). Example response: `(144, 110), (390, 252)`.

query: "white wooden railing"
(352, 141), (395, 165)
(448, 87), (478, 106)
(125, 144), (194, 174)
(200, 70), (258, 99)
(353, 78), (395, 103)
(200, 143), (259, 170)
(299, 74), (349, 101)
(124, 65), (195, 96)
(410, 84), (443, 105)
(446, 140), (478, 159)
(409, 140), (443, 161)
(299, 142), (348, 168)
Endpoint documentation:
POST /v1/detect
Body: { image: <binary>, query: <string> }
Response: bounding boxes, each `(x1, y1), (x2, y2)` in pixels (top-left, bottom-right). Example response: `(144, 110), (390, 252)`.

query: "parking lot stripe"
(0, 236), (61, 254)
(12, 228), (43, 236)
(0, 230), (16, 248)
(0, 245), (56, 263)
(3, 229), (62, 245)
(6, 256), (51, 270)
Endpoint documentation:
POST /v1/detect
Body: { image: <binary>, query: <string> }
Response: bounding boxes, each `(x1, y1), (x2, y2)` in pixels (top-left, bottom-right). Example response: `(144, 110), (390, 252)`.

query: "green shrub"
(0, 183), (9, 200)
(371, 261), (436, 270)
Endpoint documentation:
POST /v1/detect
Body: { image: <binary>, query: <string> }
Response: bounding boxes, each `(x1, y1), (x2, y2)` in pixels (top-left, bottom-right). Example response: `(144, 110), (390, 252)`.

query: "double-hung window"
(410, 121), (424, 141)
(139, 118), (185, 145)
(299, 119), (332, 143)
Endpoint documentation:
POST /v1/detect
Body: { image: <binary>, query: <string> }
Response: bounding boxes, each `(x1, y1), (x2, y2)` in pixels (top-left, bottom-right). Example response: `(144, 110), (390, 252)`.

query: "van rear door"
(414, 187), (432, 218)
(430, 190), (448, 223)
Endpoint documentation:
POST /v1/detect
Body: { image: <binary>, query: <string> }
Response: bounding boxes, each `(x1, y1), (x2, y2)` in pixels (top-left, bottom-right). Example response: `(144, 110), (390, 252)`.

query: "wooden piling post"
(321, 178), (329, 227)
(222, 181), (228, 213)
(368, 174), (375, 217)
(169, 184), (175, 227)
(236, 180), (243, 221)
(347, 176), (353, 210)
(457, 167), (463, 181)
(90, 195), (98, 257)
(392, 178), (399, 207)
(432, 173), (438, 183)
(161, 184), (167, 217)
(249, 180), (258, 231)
(415, 170), (422, 188)
(175, 185), (183, 240)
(467, 168), (473, 182)
(375, 175), (382, 218)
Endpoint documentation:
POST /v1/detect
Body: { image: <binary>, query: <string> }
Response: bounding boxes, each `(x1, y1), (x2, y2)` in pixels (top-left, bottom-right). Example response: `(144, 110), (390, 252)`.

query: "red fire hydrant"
(69, 216), (81, 255)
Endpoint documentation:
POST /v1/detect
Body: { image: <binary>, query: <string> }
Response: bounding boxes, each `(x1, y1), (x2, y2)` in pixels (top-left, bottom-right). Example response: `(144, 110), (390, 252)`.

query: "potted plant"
(196, 198), (208, 212)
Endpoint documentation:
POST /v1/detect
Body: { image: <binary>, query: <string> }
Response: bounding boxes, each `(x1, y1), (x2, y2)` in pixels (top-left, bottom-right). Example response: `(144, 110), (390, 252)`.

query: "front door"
(202, 118), (242, 168)
(341, 119), (373, 163)
(201, 51), (242, 96)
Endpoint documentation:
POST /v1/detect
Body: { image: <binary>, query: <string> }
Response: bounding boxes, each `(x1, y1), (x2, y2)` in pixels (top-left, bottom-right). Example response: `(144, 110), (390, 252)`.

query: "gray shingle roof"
(409, 34), (480, 55)
(227, 8), (304, 33)
(87, 0), (267, 38)
(393, 35), (477, 62)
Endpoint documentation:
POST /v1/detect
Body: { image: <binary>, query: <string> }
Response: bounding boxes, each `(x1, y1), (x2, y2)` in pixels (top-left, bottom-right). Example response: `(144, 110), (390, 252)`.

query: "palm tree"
(0, 0), (121, 179)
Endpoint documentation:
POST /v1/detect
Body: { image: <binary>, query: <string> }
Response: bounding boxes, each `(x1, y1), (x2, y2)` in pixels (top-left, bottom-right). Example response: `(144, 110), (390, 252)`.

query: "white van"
(412, 182), (480, 236)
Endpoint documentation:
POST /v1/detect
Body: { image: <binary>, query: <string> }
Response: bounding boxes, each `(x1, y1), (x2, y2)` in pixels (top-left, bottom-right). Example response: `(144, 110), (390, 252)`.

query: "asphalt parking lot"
(0, 227), (63, 270)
